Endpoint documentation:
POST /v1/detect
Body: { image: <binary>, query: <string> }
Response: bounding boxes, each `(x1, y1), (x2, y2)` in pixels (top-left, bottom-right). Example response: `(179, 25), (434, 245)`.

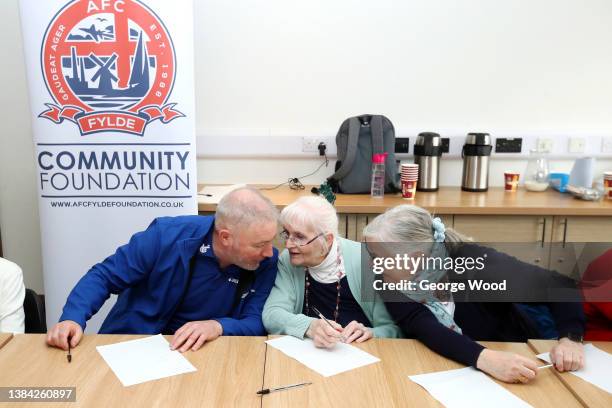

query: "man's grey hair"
(215, 186), (278, 231)
(280, 196), (339, 237)
(363, 204), (471, 252)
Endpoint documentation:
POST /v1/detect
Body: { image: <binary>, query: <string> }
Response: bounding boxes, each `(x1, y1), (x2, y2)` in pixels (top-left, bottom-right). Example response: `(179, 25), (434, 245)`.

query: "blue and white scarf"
(404, 217), (462, 334)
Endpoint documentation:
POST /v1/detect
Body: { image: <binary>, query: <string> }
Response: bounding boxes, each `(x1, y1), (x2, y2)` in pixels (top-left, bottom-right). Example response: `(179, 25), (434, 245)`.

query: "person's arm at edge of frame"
(0, 260), (26, 333)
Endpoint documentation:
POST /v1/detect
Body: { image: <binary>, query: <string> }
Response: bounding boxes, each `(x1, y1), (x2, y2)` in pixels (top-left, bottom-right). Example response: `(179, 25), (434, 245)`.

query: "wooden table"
(198, 185), (612, 216)
(0, 334), (12, 349)
(0, 335), (596, 407)
(262, 338), (582, 408)
(0, 334), (266, 408)
(529, 339), (612, 408)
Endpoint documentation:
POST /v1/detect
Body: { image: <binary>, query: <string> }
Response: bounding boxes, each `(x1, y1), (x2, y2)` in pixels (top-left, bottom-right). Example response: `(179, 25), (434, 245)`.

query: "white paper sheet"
(96, 334), (197, 387)
(537, 343), (612, 394)
(197, 184), (246, 204)
(265, 336), (380, 377)
(409, 367), (532, 408)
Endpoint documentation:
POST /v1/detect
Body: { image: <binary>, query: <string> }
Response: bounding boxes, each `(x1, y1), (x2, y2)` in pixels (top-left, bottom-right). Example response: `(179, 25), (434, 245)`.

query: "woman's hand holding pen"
(476, 349), (539, 384)
(306, 319), (343, 348)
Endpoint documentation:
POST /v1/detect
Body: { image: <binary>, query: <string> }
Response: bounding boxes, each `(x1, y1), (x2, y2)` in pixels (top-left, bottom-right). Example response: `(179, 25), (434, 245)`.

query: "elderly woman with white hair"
(262, 196), (401, 348)
(363, 204), (585, 384)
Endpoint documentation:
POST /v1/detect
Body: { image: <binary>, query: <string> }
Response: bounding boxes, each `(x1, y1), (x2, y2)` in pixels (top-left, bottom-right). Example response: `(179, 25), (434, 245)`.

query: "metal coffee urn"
(414, 132), (442, 191)
(461, 132), (492, 192)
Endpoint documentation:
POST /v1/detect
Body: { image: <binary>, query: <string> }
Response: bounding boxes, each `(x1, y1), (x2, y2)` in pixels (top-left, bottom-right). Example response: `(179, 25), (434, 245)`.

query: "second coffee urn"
(461, 132), (492, 192)
(414, 132), (442, 191)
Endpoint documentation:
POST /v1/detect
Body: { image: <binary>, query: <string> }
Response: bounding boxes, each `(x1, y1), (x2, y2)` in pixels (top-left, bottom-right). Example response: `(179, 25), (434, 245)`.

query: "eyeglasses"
(280, 230), (324, 247)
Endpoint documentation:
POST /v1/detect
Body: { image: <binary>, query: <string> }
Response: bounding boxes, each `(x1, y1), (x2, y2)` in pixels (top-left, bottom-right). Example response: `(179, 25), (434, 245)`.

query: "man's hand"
(46, 320), (83, 350)
(306, 319), (344, 348)
(341, 320), (373, 344)
(550, 337), (584, 372)
(476, 349), (539, 384)
(170, 320), (223, 352)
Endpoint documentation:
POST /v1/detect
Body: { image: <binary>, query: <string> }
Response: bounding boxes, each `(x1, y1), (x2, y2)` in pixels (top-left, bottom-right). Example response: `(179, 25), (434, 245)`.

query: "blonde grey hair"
(280, 196), (339, 237)
(363, 204), (471, 252)
(215, 186), (278, 230)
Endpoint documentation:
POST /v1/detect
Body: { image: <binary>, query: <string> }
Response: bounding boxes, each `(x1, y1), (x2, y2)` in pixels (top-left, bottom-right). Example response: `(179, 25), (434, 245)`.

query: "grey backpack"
(328, 114), (400, 194)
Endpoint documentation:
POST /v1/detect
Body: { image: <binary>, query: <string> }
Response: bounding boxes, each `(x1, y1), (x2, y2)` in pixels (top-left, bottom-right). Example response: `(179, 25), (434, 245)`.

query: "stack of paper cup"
(400, 163), (419, 199)
(604, 171), (612, 200)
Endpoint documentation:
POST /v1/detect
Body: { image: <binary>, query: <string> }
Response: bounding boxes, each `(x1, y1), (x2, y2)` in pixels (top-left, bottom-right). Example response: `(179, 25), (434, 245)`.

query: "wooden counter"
(198, 185), (612, 216)
(198, 184), (612, 270)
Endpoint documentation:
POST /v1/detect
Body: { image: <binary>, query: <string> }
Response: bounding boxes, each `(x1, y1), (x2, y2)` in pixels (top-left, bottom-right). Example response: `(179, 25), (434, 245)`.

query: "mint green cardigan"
(262, 238), (402, 339)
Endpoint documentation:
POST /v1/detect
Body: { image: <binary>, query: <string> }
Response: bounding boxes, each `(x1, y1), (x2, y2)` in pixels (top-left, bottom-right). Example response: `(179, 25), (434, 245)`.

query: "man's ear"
(217, 228), (232, 246)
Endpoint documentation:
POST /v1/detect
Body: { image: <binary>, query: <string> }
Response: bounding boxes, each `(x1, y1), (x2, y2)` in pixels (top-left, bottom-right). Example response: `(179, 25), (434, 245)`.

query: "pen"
(257, 382), (311, 395)
(312, 306), (345, 342)
(197, 193), (213, 197)
(67, 340), (72, 363)
(537, 364), (553, 370)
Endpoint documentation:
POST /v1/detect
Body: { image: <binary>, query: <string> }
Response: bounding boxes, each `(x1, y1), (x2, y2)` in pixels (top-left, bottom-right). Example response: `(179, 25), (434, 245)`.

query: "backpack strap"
(328, 117), (361, 182)
(371, 115), (384, 154)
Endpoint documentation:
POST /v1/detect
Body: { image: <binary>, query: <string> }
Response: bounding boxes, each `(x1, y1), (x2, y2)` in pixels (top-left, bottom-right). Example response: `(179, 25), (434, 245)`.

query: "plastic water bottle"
(371, 153), (387, 198)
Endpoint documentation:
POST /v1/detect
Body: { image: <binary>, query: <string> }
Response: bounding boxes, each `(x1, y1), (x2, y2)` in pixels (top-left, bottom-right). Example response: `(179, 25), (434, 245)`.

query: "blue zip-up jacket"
(59, 215), (278, 335)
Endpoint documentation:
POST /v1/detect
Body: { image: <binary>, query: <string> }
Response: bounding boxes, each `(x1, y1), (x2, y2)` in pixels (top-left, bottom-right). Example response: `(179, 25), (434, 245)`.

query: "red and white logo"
(39, 0), (183, 136)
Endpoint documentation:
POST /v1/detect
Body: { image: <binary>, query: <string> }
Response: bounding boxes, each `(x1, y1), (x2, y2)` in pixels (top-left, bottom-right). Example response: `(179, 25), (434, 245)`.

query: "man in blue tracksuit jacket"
(46, 187), (279, 352)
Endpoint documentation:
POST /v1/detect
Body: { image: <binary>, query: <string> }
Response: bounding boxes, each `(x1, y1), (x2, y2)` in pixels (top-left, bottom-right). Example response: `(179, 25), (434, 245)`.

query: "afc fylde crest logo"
(39, 0), (184, 136)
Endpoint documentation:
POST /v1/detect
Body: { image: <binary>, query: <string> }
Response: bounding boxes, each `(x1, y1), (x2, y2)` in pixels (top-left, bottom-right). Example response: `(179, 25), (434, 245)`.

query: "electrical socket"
(395, 137), (410, 154)
(495, 137), (522, 153)
(441, 138), (450, 153)
(302, 137), (326, 153)
(536, 138), (553, 153)
(602, 137), (612, 154)
(568, 137), (586, 154)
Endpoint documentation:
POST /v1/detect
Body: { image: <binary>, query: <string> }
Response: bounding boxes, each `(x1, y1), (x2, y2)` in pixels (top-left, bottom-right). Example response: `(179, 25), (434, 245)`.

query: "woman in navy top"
(363, 204), (585, 384)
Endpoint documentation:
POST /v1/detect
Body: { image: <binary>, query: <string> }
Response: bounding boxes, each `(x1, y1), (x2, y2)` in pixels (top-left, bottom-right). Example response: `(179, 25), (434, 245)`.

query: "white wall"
(2, 0), (612, 294)
(195, 0), (612, 137)
(194, 0), (612, 185)
(0, 0), (43, 293)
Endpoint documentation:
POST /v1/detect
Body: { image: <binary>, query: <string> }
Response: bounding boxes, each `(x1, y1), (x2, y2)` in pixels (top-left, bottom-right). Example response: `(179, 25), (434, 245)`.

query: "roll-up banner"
(19, 0), (197, 331)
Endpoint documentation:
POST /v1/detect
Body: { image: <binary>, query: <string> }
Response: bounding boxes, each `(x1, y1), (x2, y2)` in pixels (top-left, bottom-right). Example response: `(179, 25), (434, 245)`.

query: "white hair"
(363, 204), (471, 252)
(215, 186), (278, 230)
(280, 196), (339, 237)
